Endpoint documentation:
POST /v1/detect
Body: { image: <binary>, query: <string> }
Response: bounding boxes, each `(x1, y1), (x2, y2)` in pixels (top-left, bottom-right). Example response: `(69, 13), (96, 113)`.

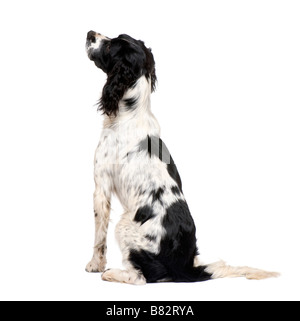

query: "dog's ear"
(99, 61), (136, 116)
(150, 63), (157, 93)
(144, 47), (157, 93)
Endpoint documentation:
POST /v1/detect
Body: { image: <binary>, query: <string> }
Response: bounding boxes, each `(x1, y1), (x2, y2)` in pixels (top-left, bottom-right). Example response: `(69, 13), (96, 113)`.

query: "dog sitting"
(85, 30), (278, 284)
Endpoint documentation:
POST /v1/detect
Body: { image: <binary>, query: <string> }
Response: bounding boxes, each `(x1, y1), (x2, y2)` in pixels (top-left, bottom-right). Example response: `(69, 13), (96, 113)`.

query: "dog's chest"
(94, 129), (133, 165)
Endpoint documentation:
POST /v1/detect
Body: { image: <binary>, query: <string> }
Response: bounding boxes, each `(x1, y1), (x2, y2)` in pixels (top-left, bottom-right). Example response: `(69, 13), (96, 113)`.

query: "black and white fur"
(85, 31), (278, 284)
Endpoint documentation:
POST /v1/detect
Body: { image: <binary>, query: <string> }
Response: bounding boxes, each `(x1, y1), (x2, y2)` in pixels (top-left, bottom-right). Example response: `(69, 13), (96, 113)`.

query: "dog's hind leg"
(100, 213), (148, 284)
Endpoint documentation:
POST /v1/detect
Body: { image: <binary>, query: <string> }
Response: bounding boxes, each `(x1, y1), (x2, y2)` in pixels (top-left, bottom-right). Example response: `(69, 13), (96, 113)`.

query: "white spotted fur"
(86, 36), (279, 284)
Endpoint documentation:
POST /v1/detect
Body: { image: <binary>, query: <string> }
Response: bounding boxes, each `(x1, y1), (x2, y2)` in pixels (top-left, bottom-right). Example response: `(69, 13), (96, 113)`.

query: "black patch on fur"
(167, 156), (182, 192)
(145, 234), (157, 242)
(123, 96), (139, 110)
(150, 187), (165, 204)
(129, 249), (169, 283)
(162, 200), (197, 257)
(134, 205), (155, 225)
(129, 200), (212, 283)
(171, 185), (181, 196)
(99, 245), (106, 256)
(139, 136), (183, 192)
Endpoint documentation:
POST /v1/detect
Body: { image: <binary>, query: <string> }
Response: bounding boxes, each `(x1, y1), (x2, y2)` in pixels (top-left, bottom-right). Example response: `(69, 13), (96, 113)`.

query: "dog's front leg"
(86, 183), (111, 273)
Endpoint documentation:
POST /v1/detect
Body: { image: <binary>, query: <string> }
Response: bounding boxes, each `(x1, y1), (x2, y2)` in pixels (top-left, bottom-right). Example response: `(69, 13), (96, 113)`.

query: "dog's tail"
(170, 260), (279, 283)
(202, 260), (280, 280)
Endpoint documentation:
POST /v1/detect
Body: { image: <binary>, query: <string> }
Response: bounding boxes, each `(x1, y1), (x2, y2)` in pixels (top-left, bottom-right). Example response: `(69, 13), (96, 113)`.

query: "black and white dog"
(85, 31), (278, 284)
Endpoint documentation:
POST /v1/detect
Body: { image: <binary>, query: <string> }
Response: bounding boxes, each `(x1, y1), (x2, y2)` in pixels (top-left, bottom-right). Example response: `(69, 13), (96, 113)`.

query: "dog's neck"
(103, 76), (161, 140)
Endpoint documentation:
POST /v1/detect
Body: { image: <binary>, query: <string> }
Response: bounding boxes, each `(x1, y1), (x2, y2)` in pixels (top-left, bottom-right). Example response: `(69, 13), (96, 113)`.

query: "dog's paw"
(85, 258), (106, 273)
(102, 269), (147, 285)
(101, 269), (113, 281)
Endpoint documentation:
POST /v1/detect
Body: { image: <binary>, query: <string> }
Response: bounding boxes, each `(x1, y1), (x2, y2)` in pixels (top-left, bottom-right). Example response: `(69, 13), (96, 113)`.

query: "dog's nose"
(87, 30), (97, 42)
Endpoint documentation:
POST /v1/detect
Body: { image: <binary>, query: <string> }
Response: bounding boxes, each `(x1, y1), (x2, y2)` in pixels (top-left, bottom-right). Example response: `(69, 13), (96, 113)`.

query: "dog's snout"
(87, 31), (110, 46)
(87, 30), (97, 42)
(87, 30), (101, 42)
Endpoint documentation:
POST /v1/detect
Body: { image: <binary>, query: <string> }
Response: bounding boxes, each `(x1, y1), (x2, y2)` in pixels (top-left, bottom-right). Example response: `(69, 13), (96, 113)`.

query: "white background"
(0, 0), (299, 301)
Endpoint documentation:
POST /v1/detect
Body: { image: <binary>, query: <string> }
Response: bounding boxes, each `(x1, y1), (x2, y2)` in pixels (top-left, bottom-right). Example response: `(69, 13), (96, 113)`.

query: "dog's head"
(86, 31), (157, 116)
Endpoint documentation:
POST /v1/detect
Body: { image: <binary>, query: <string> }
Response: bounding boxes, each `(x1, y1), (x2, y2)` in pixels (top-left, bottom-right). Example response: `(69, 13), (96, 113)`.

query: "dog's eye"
(91, 36), (96, 43)
(106, 44), (111, 52)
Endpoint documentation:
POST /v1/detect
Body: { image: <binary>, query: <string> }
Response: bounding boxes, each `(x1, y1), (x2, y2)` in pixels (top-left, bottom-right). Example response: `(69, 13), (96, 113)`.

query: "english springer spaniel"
(85, 30), (278, 284)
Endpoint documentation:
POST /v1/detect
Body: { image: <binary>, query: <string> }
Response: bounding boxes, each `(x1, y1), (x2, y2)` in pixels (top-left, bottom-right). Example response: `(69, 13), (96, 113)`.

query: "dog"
(85, 30), (279, 284)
